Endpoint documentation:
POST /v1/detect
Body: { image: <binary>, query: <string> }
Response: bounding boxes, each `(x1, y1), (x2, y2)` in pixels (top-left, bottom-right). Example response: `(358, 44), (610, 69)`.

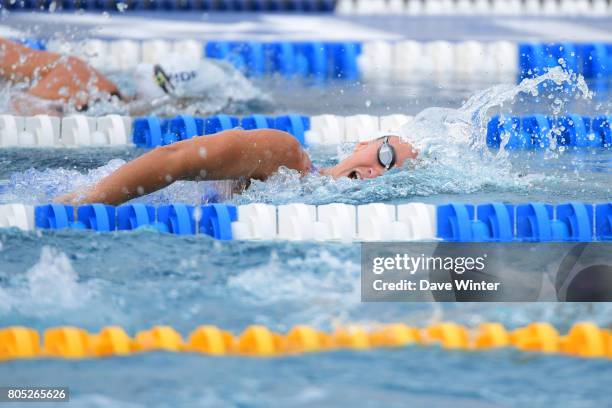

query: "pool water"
(0, 65), (611, 407)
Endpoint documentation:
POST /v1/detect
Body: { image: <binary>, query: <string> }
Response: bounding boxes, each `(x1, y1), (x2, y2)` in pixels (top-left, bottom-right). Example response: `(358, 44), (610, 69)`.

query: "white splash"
(25, 246), (90, 311)
(0, 246), (95, 316)
(227, 249), (361, 326)
(2, 159), (125, 205)
(400, 67), (592, 159)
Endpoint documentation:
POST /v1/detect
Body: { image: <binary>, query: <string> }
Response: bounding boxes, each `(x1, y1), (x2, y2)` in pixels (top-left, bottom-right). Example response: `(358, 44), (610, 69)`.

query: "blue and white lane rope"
(1, 202), (611, 242)
(18, 38), (612, 81)
(5, 0), (611, 16)
(1, 113), (610, 149)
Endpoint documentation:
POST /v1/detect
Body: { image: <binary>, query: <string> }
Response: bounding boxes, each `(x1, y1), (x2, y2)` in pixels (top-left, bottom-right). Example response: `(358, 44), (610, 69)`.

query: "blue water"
(1, 67), (611, 407)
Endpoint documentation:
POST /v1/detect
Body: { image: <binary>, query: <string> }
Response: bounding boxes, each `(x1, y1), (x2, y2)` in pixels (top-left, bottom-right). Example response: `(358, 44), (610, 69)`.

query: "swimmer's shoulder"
(235, 129), (311, 175)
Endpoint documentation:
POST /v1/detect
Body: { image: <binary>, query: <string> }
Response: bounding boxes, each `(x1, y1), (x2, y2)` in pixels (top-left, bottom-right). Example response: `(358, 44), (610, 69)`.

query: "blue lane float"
(486, 115), (612, 150)
(241, 115), (275, 130)
(474, 203), (515, 242)
(117, 204), (157, 230)
(199, 204), (237, 240)
(273, 115), (310, 146)
(132, 114), (310, 147)
(34, 204), (75, 230)
(515, 202), (594, 242)
(157, 204), (196, 235)
(438, 202), (604, 242)
(437, 203), (514, 242)
(556, 202), (594, 241)
(205, 115), (240, 134)
(436, 203), (475, 242)
(519, 42), (611, 80)
(133, 117), (165, 148)
(165, 115), (204, 145)
(592, 116), (612, 147)
(596, 203), (612, 241)
(204, 40), (360, 80)
(521, 114), (551, 150)
(75, 204), (116, 232)
(516, 203), (555, 241)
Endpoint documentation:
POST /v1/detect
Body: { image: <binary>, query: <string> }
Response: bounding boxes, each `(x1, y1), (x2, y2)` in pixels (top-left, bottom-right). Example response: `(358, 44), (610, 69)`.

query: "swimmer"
(57, 129), (419, 206)
(0, 38), (260, 115)
(0, 38), (120, 112)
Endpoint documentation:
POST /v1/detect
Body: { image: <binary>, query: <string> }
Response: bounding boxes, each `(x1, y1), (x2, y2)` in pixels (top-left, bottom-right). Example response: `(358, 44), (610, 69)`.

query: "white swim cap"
(134, 63), (166, 100)
(134, 53), (205, 100)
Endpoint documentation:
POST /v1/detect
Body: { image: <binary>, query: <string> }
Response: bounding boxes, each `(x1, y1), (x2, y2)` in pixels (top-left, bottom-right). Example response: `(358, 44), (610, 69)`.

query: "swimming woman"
(0, 38), (260, 115)
(58, 129), (419, 205)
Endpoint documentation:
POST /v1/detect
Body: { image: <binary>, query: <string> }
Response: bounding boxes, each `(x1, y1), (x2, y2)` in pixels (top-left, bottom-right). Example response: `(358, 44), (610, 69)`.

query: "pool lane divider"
(4, 0), (337, 12)
(488, 114), (612, 149)
(336, 0), (612, 16)
(1, 321), (610, 361)
(1, 202), (611, 242)
(1, 113), (610, 148)
(17, 38), (612, 81)
(6, 0), (611, 15)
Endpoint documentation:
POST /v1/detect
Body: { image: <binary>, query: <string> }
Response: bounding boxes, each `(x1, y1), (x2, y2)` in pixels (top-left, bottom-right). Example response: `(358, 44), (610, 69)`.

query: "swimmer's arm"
(0, 38), (60, 82)
(61, 129), (310, 206)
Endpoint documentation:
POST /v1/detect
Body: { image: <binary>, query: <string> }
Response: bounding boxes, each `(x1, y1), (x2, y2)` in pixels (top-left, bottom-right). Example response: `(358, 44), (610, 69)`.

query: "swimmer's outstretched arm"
(0, 38), (59, 82)
(58, 129), (311, 206)
(0, 38), (119, 109)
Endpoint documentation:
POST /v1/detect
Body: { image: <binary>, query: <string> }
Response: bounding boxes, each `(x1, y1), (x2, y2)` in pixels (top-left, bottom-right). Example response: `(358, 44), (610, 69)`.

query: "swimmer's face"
(324, 136), (418, 180)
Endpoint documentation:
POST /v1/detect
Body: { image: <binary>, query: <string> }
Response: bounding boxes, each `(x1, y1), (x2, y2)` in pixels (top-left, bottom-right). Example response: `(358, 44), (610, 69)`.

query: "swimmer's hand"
(54, 190), (88, 205)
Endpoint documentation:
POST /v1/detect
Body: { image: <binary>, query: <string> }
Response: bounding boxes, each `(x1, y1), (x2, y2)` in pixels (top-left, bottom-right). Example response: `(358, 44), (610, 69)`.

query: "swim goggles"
(377, 136), (397, 170)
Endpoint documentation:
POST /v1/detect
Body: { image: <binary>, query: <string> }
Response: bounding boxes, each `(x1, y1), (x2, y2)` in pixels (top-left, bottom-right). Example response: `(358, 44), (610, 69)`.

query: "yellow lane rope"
(1, 322), (610, 361)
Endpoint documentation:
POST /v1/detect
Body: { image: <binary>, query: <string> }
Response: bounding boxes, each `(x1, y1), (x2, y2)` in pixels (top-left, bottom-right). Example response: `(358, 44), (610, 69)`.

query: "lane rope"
(1, 113), (610, 148)
(1, 322), (610, 360)
(1, 202), (611, 242)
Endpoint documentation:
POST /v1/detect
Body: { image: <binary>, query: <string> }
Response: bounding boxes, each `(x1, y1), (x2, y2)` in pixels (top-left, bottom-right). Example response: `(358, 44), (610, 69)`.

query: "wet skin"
(57, 131), (418, 206)
(0, 38), (119, 110)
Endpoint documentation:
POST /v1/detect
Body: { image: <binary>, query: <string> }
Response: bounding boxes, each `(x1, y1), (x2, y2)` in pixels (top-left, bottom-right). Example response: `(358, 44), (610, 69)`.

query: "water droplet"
(198, 147), (207, 158)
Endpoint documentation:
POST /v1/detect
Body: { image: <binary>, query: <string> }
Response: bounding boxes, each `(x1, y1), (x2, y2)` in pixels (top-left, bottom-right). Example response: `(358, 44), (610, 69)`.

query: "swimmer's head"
(321, 136), (418, 180)
(134, 54), (202, 100)
(134, 63), (166, 100)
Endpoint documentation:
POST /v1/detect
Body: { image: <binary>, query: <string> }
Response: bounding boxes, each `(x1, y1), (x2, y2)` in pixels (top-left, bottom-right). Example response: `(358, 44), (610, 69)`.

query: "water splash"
(401, 66), (592, 158)
(226, 249), (361, 328)
(1, 68), (605, 206)
(1, 159), (125, 204)
(0, 157), (240, 205)
(0, 246), (95, 317)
